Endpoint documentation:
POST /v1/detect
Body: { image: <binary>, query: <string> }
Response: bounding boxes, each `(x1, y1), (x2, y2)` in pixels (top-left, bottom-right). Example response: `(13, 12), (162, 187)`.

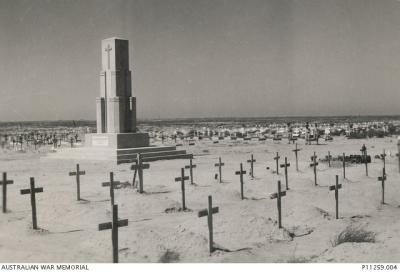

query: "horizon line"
(1, 113), (400, 124)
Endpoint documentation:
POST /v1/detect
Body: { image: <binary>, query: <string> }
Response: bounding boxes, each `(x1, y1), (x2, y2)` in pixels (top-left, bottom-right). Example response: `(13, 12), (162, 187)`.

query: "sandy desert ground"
(0, 136), (400, 263)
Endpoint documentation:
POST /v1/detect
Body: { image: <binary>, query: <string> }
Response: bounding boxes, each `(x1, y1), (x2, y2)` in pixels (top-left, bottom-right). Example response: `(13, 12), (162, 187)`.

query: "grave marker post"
(274, 152), (281, 175)
(270, 180), (286, 229)
(397, 140), (400, 173)
(377, 168), (386, 204)
(247, 154), (256, 178)
(198, 195), (219, 254)
(292, 144), (301, 171)
(342, 152), (346, 179)
(98, 204), (128, 263)
(380, 149), (386, 173)
(328, 151), (331, 167)
(174, 168), (189, 210)
(310, 152), (318, 186)
(102, 172), (121, 206)
(131, 154), (150, 193)
(329, 175), (342, 219)
(20, 177), (44, 229)
(361, 144), (368, 176)
(1, 172), (14, 213)
(280, 157), (290, 190)
(214, 157), (225, 183)
(235, 163), (246, 200)
(184, 158), (197, 185)
(69, 164), (86, 201)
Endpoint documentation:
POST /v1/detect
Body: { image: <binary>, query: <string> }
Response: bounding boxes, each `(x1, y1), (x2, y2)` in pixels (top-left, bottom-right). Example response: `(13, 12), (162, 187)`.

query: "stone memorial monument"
(85, 37), (149, 148)
(48, 38), (191, 164)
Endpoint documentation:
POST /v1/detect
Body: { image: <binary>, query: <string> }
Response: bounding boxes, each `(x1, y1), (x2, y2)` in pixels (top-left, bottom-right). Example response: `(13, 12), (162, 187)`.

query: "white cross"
(105, 44), (112, 69)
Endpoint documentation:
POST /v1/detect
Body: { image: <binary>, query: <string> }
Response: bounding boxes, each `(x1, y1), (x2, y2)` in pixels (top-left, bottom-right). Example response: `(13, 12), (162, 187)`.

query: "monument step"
(142, 153), (193, 162)
(118, 153), (193, 164)
(54, 146), (177, 155)
(117, 150), (187, 160)
(45, 146), (190, 164)
(116, 145), (176, 155)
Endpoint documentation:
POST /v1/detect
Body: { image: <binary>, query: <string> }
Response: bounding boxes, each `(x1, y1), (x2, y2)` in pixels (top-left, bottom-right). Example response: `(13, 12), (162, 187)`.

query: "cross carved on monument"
(105, 44), (112, 69)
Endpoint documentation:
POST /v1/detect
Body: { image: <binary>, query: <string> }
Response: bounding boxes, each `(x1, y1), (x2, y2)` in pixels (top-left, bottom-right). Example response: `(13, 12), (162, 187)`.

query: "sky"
(0, 0), (400, 121)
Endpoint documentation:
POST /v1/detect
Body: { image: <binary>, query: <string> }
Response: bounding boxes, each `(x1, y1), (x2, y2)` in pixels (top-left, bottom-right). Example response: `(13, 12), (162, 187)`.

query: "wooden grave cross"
(214, 157), (225, 183)
(310, 152), (318, 186)
(342, 152), (346, 179)
(270, 180), (286, 229)
(274, 152), (281, 175)
(397, 141), (400, 173)
(98, 204), (128, 263)
(328, 151), (331, 167)
(280, 157), (290, 190)
(1, 172), (14, 213)
(235, 163), (247, 200)
(184, 158), (197, 185)
(380, 149), (386, 172)
(69, 164), (86, 201)
(174, 168), (189, 210)
(361, 144), (368, 176)
(329, 175), (342, 219)
(377, 168), (386, 204)
(396, 152), (400, 174)
(131, 154), (150, 194)
(247, 154), (256, 178)
(160, 133), (165, 144)
(102, 172), (121, 206)
(20, 177), (44, 230)
(287, 131), (292, 144)
(198, 195), (219, 254)
(292, 143), (301, 171)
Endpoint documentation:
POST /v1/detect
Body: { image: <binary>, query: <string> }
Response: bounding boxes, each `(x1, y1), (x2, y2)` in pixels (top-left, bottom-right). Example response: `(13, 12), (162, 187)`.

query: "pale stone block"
(85, 133), (149, 149)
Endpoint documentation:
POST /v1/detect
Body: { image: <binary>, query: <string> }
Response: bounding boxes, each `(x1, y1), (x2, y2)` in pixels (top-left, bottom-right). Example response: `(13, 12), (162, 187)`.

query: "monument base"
(45, 145), (192, 164)
(85, 133), (149, 149)
(46, 133), (192, 164)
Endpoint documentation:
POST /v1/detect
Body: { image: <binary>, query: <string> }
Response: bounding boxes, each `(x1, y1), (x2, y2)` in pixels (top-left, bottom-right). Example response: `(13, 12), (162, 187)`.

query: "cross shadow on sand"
(77, 198), (91, 204)
(164, 207), (193, 213)
(78, 198), (109, 204)
(144, 190), (171, 195)
(29, 227), (50, 235)
(49, 229), (84, 235)
(213, 243), (252, 253)
(195, 184), (212, 187)
(246, 197), (267, 201)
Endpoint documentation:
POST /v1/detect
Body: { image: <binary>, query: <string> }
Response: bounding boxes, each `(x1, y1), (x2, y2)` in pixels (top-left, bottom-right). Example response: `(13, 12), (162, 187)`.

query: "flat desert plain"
(0, 136), (399, 263)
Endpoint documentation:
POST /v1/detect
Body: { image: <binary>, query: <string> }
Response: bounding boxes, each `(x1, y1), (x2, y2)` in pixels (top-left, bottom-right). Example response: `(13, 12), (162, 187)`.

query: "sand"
(0, 136), (399, 263)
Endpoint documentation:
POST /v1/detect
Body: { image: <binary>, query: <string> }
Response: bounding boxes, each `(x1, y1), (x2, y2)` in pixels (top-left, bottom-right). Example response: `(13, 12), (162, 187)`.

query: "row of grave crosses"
(70, 166), (128, 263)
(1, 132), (81, 151)
(0, 143), (396, 260)
(1, 169), (342, 257)
(1, 143), (386, 218)
(0, 165), (128, 263)
(70, 144), (388, 207)
(3, 144), (386, 206)
(153, 131), (339, 147)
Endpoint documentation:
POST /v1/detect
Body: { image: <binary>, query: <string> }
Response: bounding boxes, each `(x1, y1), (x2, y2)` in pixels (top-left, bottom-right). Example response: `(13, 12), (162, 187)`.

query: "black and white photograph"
(1, 0), (400, 268)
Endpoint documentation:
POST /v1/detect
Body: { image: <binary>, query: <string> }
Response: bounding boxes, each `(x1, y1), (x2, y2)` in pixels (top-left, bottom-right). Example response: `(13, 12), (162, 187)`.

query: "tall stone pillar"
(100, 38), (134, 133)
(96, 97), (106, 133)
(130, 97), (137, 133)
(86, 37), (149, 149)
